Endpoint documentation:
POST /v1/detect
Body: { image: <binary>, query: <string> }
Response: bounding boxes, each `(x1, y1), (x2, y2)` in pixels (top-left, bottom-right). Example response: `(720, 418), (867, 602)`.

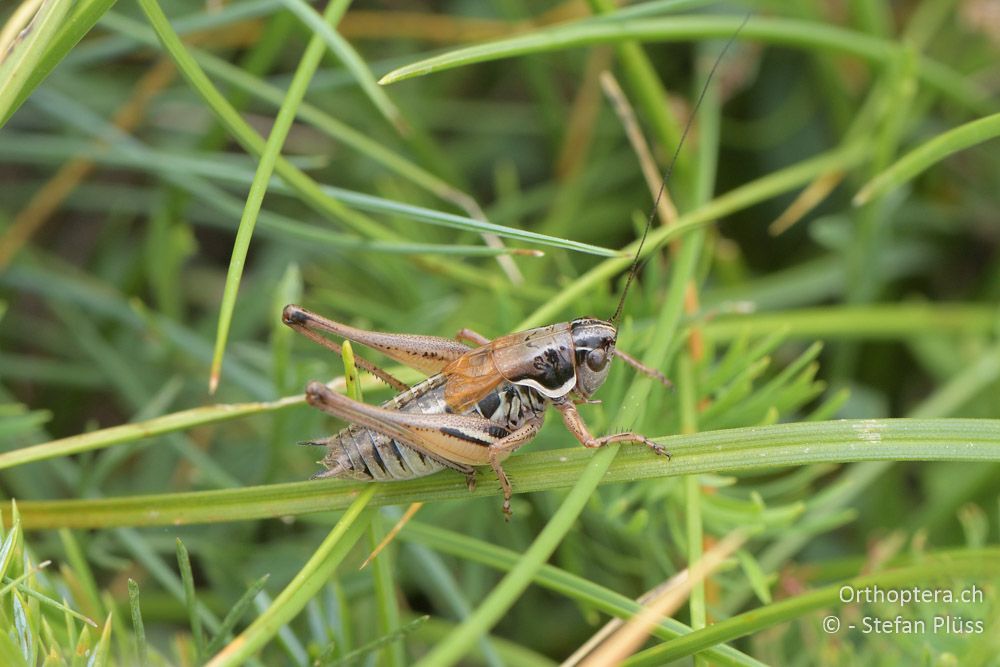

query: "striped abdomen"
(314, 375), (548, 482)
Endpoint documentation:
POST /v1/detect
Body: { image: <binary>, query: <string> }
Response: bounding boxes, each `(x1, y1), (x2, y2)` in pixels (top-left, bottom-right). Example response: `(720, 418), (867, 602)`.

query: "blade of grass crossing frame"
(205, 0), (353, 393)
(854, 111), (1000, 204)
(7, 419), (1000, 529)
(278, 0), (404, 133)
(204, 487), (375, 667)
(376, 16), (987, 114)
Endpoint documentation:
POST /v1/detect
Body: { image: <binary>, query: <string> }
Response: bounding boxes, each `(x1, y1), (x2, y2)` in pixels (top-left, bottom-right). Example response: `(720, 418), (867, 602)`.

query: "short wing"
(306, 382), (510, 468)
(442, 324), (576, 410)
(442, 346), (505, 411)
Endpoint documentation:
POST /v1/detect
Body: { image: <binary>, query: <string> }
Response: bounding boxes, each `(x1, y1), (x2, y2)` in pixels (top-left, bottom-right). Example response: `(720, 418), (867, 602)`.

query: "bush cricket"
(284, 24), (745, 517)
(283, 304), (670, 516)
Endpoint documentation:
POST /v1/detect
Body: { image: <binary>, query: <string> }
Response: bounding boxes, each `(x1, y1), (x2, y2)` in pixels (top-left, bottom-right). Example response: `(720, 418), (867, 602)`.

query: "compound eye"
(585, 348), (608, 372)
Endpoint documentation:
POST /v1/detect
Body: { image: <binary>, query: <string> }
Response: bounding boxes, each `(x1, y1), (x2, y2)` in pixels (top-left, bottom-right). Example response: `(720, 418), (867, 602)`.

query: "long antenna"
(611, 15), (749, 325)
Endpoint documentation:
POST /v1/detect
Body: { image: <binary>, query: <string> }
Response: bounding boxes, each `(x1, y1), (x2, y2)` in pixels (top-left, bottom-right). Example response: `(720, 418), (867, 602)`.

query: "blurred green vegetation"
(1, 0), (1000, 665)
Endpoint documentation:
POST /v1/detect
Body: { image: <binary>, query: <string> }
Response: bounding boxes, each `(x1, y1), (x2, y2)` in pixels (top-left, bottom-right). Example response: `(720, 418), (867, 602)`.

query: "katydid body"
(283, 305), (667, 516)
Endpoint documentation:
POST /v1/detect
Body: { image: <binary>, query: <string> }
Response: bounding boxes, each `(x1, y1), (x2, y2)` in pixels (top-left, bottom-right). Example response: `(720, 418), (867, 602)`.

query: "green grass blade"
(320, 616), (427, 667)
(378, 16), (987, 112)
(131, 0), (383, 240)
(10, 419), (1000, 529)
(175, 539), (205, 660)
(340, 340), (362, 402)
(0, 0), (73, 128)
(854, 111), (1000, 204)
(279, 0), (402, 132)
(127, 579), (147, 667)
(0, 129), (616, 255)
(0, 394), (304, 472)
(518, 142), (867, 328)
(3, 577), (96, 629)
(204, 575), (271, 656)
(307, 185), (615, 256)
(4, 0), (121, 124)
(203, 487), (375, 666)
(202, 0), (351, 392)
(95, 10), (485, 217)
(366, 515), (404, 667)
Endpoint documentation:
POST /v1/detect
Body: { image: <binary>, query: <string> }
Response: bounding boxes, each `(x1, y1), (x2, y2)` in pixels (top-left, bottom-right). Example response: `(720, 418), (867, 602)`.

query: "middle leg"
(485, 416), (544, 518)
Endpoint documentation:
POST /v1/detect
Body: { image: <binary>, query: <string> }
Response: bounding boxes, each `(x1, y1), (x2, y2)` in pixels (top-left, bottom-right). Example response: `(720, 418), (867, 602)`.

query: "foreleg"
(552, 398), (669, 457)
